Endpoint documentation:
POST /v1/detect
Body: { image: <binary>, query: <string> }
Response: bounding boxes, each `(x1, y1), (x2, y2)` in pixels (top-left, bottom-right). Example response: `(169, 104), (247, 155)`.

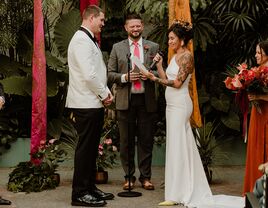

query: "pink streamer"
(31, 0), (47, 165)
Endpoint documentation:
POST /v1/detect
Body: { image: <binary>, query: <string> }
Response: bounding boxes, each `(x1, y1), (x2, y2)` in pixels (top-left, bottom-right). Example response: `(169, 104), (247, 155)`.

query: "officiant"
(108, 13), (159, 191)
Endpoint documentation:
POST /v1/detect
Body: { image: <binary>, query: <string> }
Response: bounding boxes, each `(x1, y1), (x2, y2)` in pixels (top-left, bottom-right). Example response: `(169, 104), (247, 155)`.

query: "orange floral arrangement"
(224, 63), (268, 136)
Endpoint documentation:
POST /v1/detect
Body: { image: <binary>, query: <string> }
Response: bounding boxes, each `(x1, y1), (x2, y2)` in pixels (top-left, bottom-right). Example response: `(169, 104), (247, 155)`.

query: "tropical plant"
(0, 0), (77, 151)
(7, 138), (67, 193)
(208, 0), (268, 64)
(47, 117), (79, 158)
(193, 119), (228, 183)
(96, 117), (119, 171)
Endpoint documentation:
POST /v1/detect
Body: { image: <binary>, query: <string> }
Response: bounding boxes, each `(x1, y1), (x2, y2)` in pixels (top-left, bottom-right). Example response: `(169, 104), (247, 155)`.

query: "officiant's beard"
(129, 33), (142, 41)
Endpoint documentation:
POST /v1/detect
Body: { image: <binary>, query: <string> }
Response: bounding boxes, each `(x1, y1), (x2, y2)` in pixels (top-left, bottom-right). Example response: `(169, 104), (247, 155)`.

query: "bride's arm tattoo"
(155, 77), (174, 87)
(176, 53), (194, 84)
(154, 52), (194, 88)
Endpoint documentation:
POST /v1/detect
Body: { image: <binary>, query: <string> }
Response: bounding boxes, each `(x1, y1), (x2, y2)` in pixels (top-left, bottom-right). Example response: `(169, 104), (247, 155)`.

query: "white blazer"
(66, 29), (110, 109)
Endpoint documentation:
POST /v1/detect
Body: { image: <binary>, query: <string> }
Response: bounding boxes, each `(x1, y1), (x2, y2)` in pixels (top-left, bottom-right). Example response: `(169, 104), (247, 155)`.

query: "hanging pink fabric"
(31, 0), (47, 165)
(80, 0), (99, 16)
(80, 0), (100, 45)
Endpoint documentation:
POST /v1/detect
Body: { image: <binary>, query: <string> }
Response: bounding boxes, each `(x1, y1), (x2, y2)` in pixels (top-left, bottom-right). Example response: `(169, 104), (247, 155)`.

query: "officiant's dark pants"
(117, 94), (157, 182)
(70, 108), (104, 199)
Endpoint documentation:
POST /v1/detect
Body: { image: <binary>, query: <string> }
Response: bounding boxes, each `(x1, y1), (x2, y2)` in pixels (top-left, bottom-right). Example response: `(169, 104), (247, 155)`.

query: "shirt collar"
(128, 37), (143, 47)
(81, 26), (95, 38)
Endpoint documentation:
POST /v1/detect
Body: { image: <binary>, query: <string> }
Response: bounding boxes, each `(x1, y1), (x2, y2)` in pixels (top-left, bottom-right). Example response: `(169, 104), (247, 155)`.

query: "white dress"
(164, 56), (213, 207)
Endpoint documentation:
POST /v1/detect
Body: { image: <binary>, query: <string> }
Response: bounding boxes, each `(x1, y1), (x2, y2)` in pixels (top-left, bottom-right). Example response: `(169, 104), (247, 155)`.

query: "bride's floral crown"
(172, 19), (192, 31)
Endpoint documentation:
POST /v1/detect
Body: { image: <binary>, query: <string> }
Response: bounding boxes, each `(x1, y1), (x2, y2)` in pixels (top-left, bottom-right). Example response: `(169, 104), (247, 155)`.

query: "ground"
(0, 165), (245, 208)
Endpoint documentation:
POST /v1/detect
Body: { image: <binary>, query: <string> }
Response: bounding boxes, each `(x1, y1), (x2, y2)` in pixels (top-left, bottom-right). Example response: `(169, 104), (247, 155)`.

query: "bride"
(144, 20), (213, 207)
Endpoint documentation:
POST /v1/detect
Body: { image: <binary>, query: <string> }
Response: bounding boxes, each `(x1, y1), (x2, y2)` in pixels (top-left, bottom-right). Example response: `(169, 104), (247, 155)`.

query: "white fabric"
(66, 28), (111, 108)
(163, 56), (246, 208)
(164, 56), (213, 207)
(202, 195), (245, 208)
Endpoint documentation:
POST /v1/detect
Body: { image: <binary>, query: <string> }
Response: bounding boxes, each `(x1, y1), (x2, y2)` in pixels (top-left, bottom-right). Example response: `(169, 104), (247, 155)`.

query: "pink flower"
(98, 144), (103, 150)
(104, 138), (112, 145)
(224, 77), (235, 90)
(237, 63), (248, 72)
(112, 145), (118, 152)
(232, 75), (243, 89)
(143, 45), (150, 50)
(40, 140), (46, 145)
(49, 139), (56, 144)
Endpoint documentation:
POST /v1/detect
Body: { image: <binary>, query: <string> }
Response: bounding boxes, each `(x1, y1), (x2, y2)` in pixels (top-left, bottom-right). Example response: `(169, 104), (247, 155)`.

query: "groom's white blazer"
(66, 27), (110, 109)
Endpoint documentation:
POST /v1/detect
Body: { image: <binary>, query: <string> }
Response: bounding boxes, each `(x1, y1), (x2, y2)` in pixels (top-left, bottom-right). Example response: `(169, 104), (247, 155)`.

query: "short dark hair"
(124, 13), (142, 24)
(259, 40), (268, 56)
(168, 20), (193, 46)
(82, 5), (103, 19)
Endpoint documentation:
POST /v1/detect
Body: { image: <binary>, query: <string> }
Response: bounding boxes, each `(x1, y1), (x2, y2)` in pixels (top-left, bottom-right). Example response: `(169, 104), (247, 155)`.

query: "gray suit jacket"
(108, 39), (159, 112)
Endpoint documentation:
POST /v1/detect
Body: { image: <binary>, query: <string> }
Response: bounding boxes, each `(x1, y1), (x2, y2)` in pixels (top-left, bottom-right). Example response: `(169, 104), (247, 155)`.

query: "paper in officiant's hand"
(131, 56), (149, 76)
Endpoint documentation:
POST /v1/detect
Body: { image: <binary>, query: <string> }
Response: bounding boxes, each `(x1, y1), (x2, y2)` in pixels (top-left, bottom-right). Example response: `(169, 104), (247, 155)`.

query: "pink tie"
(133, 42), (141, 90)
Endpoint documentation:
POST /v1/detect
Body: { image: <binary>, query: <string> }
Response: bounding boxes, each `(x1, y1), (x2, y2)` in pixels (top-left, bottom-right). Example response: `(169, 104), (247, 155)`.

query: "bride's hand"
(146, 71), (156, 81)
(153, 53), (163, 68)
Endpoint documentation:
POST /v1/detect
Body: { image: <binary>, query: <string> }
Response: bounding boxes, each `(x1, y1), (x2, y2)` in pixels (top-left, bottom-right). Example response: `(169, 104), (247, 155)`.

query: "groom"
(108, 13), (159, 190)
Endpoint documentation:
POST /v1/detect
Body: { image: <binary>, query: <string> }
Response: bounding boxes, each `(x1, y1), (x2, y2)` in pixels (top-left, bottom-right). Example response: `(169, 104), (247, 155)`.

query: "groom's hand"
(102, 93), (113, 107)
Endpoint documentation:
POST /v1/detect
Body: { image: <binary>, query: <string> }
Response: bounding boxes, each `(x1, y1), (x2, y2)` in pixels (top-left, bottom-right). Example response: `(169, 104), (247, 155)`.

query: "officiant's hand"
(139, 72), (148, 80)
(124, 69), (140, 82)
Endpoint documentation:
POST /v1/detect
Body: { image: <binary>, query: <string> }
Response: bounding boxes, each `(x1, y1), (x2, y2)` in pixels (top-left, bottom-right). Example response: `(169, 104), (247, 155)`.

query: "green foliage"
(8, 138), (66, 193)
(192, 15), (216, 51)
(126, 0), (167, 21)
(47, 117), (79, 158)
(0, 0), (32, 49)
(0, 116), (19, 150)
(96, 117), (119, 171)
(208, 0), (268, 64)
(54, 8), (81, 58)
(190, 0), (212, 11)
(0, 76), (31, 96)
(154, 120), (166, 146)
(8, 161), (60, 193)
(193, 120), (219, 168)
(198, 85), (240, 132)
(193, 119), (228, 176)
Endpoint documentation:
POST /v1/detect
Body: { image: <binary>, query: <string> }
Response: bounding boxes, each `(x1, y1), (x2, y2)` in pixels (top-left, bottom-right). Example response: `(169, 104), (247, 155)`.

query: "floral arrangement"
(224, 63), (268, 137)
(7, 139), (67, 193)
(224, 63), (268, 112)
(96, 118), (118, 172)
(224, 63), (268, 93)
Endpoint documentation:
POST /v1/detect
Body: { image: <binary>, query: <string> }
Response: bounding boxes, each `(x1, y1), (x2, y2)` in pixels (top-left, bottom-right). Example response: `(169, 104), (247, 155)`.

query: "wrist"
(125, 74), (128, 82)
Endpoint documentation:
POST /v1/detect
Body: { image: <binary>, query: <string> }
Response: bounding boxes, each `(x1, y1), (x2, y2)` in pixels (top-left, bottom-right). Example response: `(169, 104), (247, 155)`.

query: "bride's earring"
(181, 40), (184, 46)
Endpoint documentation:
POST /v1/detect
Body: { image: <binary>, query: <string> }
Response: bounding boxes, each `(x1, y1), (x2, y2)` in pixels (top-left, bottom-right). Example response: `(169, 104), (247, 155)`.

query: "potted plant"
(7, 138), (67, 193)
(193, 119), (227, 183)
(95, 118), (119, 184)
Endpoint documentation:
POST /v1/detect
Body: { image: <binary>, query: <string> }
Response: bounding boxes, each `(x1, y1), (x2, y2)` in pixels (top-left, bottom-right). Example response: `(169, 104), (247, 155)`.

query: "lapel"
(122, 39), (131, 58)
(142, 39), (151, 66)
(79, 27), (99, 50)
